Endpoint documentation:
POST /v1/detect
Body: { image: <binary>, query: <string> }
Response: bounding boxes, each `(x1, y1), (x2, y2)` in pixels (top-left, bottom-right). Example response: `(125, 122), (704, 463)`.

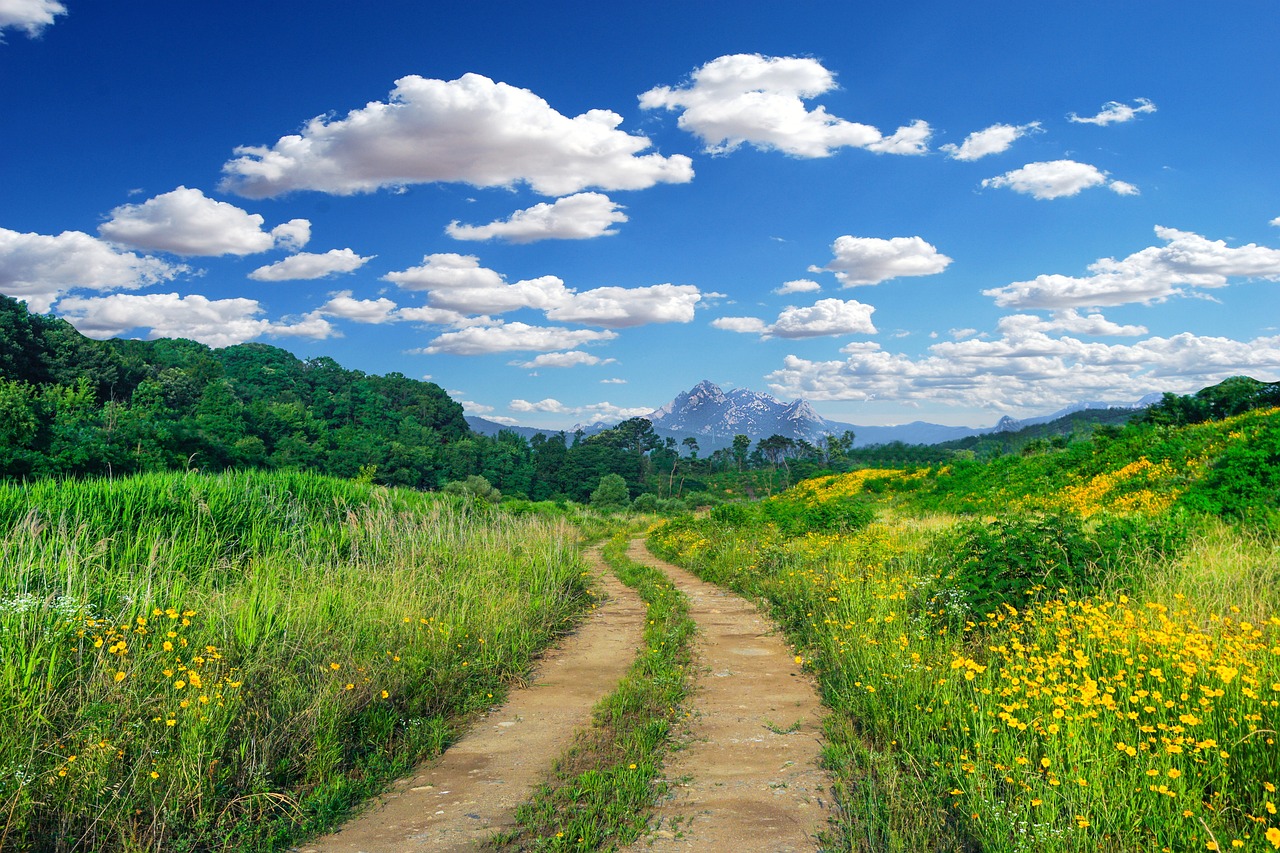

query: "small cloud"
(982, 160), (1120, 200)
(941, 122), (1041, 161)
(714, 298), (876, 339)
(810, 235), (952, 286)
(640, 53), (930, 158)
(949, 328), (978, 340)
(249, 248), (373, 281)
(419, 322), (618, 356)
(1068, 98), (1156, 126)
(711, 316), (769, 334)
(601, 378), (627, 384)
(510, 398), (571, 414)
(0, 0), (66, 39)
(446, 192), (627, 243)
(1108, 180), (1140, 196)
(509, 351), (617, 369)
(99, 186), (310, 256)
(774, 278), (821, 295)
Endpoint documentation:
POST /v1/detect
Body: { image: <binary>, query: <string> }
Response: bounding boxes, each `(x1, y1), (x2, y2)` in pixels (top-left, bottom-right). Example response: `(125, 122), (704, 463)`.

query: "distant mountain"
(468, 380), (1161, 450)
(644, 380), (846, 446)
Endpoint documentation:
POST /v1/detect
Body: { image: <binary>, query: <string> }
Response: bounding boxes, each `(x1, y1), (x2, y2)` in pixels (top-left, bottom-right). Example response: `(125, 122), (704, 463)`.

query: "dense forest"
(5, 294), (1279, 503)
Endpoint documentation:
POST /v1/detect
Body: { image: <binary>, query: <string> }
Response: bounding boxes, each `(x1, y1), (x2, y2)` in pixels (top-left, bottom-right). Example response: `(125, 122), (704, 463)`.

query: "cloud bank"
(985, 226), (1280, 309)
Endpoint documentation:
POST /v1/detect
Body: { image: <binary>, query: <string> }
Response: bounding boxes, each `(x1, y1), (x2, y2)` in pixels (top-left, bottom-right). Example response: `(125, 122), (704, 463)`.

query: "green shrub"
(938, 511), (1099, 617)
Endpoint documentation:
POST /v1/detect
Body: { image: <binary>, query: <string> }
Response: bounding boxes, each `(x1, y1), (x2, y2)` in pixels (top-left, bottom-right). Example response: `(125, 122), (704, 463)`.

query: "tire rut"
(297, 546), (646, 852)
(623, 540), (831, 853)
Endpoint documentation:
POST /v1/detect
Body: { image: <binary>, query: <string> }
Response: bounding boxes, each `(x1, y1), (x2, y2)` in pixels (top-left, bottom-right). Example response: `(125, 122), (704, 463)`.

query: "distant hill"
(465, 416), (565, 441)
(470, 379), (1162, 450)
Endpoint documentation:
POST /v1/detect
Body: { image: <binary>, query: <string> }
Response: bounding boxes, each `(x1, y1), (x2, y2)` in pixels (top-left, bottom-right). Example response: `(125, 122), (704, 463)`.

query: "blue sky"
(2, 1), (1278, 430)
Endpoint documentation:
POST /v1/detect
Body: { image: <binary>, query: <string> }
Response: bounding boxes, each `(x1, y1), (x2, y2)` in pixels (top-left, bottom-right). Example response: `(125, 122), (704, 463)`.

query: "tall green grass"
(649, 416), (1280, 852)
(0, 471), (592, 852)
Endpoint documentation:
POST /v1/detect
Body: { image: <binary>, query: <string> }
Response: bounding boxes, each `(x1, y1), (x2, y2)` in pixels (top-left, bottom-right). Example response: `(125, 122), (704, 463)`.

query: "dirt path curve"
(297, 546), (646, 853)
(623, 540), (831, 853)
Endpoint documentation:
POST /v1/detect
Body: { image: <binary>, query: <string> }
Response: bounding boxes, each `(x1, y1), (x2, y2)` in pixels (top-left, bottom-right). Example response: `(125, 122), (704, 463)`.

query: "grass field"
(650, 410), (1280, 852)
(0, 470), (594, 852)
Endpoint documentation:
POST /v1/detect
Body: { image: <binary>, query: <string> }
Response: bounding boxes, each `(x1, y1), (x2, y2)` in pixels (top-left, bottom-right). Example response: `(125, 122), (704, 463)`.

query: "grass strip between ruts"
(486, 528), (696, 851)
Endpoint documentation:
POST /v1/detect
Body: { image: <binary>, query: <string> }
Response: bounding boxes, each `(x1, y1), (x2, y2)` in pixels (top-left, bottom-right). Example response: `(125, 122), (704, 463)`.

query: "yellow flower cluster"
(783, 468), (903, 505)
(946, 595), (1280, 846)
(1057, 456), (1182, 517)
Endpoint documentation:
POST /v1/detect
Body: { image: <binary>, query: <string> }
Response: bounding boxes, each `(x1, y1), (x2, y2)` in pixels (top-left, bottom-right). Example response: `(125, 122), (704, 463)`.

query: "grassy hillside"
(650, 406), (1280, 852)
(0, 471), (593, 852)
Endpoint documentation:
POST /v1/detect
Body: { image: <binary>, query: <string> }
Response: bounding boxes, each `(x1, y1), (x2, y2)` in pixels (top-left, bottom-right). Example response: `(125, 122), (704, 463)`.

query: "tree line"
(0, 295), (859, 499)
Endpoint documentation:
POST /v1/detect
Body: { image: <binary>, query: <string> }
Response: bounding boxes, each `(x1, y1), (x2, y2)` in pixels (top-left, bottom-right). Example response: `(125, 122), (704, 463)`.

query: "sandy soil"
(296, 547), (646, 852)
(621, 541), (832, 852)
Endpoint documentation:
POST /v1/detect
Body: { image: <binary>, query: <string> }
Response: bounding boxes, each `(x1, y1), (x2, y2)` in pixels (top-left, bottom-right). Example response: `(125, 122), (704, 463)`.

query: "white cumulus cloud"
(0, 227), (184, 312)
(941, 122), (1041, 161)
(99, 187), (311, 256)
(981, 160), (1134, 200)
(54, 292), (334, 347)
(810, 235), (952, 286)
(774, 278), (821, 295)
(510, 398), (570, 414)
(0, 0), (65, 38)
(249, 248), (373, 281)
(315, 290), (398, 324)
(446, 192), (627, 243)
(640, 53), (930, 158)
(419, 321), (618, 355)
(1068, 98), (1157, 126)
(984, 226), (1280, 309)
(220, 73), (693, 198)
(712, 316), (769, 334)
(511, 351), (617, 369)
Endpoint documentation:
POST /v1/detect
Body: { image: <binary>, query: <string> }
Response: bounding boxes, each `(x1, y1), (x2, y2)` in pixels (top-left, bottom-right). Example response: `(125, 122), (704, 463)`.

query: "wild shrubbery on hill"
(650, 403), (1280, 852)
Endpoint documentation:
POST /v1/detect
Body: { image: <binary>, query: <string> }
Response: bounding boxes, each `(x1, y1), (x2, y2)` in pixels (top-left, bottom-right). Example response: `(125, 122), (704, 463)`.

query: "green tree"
(731, 434), (751, 471)
(590, 473), (631, 512)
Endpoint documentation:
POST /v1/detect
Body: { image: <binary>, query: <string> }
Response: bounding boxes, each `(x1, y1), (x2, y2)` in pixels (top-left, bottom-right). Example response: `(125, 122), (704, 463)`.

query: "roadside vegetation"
(489, 532), (696, 851)
(0, 470), (595, 852)
(649, 401), (1280, 852)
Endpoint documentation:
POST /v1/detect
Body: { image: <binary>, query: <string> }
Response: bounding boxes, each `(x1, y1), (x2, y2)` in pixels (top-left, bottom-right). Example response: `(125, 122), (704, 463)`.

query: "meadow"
(650, 407), (1280, 851)
(0, 470), (594, 852)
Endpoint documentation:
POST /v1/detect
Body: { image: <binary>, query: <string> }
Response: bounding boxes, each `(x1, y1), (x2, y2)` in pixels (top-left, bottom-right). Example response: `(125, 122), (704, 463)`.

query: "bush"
(629, 492), (659, 513)
(442, 474), (501, 503)
(759, 496), (874, 536)
(1180, 419), (1280, 521)
(590, 473), (630, 512)
(939, 512), (1100, 617)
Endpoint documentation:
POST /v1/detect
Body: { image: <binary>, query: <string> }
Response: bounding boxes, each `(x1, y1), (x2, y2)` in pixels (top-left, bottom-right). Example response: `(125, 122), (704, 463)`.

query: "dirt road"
(297, 548), (646, 852)
(621, 541), (831, 852)
(300, 538), (831, 852)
